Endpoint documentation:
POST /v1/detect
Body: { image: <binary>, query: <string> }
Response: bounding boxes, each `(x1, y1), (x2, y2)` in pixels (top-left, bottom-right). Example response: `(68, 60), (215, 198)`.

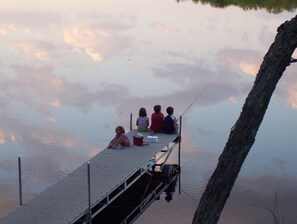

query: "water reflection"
(188, 0), (297, 13)
(0, 0), (297, 223)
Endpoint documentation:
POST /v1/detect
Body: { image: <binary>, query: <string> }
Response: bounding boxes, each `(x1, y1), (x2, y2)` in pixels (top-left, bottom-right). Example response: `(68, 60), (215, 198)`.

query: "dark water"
(0, 0), (297, 223)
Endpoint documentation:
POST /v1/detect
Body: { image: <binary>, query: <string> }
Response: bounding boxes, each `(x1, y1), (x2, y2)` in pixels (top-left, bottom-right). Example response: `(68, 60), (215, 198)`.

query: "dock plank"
(0, 130), (177, 224)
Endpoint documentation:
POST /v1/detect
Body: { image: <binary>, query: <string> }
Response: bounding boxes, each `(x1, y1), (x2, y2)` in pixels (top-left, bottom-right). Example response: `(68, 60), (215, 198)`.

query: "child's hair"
(166, 106), (174, 115)
(139, 107), (147, 117)
(115, 126), (125, 134)
(153, 105), (161, 113)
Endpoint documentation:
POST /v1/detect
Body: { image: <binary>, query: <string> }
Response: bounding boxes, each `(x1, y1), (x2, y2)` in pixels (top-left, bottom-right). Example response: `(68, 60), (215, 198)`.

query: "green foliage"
(179, 0), (297, 13)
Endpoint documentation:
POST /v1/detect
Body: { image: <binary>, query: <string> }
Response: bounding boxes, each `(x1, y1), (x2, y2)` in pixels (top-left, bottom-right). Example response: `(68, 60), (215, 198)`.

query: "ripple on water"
(177, 148), (219, 201)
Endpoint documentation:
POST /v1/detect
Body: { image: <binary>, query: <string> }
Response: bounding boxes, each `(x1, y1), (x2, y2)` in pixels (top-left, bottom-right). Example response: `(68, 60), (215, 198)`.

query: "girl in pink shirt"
(108, 126), (130, 149)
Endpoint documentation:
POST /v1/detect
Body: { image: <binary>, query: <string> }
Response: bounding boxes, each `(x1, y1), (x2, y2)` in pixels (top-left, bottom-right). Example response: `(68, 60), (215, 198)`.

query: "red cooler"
(133, 133), (144, 146)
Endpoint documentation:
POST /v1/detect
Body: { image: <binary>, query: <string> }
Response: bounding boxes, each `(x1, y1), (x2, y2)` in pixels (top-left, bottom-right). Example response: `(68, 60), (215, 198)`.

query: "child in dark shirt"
(163, 106), (178, 134)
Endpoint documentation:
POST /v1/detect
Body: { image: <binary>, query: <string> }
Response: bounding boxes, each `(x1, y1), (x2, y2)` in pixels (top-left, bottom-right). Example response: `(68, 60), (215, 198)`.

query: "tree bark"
(192, 15), (297, 224)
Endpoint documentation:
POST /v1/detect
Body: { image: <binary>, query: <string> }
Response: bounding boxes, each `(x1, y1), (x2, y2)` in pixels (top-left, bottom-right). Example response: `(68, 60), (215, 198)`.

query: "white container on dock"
(147, 136), (158, 143)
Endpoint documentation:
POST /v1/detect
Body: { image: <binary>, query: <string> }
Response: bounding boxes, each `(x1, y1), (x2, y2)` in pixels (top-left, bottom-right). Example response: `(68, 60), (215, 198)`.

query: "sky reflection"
(0, 0), (297, 222)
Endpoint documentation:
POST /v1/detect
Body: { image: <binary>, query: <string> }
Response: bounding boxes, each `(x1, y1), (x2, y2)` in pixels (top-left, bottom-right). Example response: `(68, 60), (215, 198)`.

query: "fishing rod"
(177, 83), (211, 121)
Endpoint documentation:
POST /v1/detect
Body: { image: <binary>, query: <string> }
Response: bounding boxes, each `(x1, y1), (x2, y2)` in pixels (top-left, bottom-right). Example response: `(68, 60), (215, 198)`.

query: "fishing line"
(177, 83), (211, 121)
(176, 183), (199, 203)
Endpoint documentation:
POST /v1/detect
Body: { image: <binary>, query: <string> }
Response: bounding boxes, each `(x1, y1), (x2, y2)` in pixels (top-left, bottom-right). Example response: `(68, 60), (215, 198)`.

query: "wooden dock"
(0, 130), (178, 224)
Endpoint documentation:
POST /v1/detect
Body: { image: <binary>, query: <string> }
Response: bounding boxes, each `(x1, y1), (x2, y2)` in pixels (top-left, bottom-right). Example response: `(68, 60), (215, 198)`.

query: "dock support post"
(178, 115), (182, 194)
(130, 113), (132, 131)
(86, 161), (92, 224)
(18, 156), (23, 206)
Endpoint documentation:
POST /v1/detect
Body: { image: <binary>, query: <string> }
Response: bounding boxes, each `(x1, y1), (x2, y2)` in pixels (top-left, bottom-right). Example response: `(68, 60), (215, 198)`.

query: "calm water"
(0, 1), (297, 223)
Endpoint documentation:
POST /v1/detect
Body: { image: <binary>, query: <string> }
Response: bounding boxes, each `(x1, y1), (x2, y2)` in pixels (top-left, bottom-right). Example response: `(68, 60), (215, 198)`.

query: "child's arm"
(173, 117), (177, 129)
(111, 135), (124, 148)
(108, 136), (117, 148)
(108, 138), (114, 148)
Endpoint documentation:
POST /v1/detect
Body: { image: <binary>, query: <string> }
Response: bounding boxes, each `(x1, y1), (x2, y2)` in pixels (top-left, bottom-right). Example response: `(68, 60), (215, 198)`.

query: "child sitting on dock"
(163, 106), (178, 134)
(149, 104), (164, 134)
(108, 126), (130, 149)
(136, 107), (149, 132)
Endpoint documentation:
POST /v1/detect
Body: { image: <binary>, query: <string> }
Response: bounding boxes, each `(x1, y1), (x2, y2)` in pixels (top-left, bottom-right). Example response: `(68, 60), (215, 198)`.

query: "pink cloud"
(63, 22), (132, 61)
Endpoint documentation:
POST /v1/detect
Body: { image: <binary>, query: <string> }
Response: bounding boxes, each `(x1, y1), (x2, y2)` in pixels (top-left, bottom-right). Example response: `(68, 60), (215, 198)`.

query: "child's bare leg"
(111, 136), (124, 149)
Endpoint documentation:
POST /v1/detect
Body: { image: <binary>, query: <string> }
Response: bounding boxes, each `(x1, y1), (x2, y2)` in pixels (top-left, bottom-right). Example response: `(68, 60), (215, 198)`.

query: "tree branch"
(291, 57), (297, 63)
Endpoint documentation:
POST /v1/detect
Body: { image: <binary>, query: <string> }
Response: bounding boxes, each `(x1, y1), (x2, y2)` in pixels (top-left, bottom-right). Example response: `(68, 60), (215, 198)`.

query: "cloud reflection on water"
(63, 22), (133, 61)
(0, 65), (131, 115)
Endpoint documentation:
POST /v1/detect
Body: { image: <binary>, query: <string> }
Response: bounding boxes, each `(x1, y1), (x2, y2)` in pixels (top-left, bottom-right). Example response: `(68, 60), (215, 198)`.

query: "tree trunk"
(192, 15), (297, 224)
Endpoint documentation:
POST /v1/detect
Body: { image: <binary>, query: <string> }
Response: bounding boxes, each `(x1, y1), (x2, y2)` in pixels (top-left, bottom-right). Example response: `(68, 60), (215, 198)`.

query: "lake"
(0, 0), (297, 223)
